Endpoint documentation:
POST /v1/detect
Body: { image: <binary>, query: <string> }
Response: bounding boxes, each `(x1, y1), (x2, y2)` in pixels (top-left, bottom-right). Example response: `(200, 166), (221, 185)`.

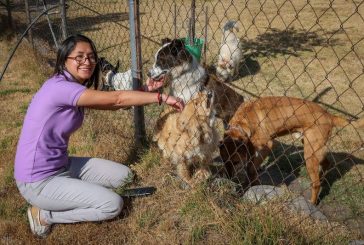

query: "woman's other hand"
(145, 76), (165, 92)
(162, 94), (184, 112)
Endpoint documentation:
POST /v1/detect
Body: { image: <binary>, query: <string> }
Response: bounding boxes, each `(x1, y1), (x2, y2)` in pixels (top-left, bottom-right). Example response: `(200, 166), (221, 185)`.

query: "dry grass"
(0, 35), (360, 243)
(1, 0), (363, 243)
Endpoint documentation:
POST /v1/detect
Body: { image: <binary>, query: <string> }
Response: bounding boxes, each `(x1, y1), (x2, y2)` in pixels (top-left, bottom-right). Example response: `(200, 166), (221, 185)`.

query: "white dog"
(216, 20), (243, 82)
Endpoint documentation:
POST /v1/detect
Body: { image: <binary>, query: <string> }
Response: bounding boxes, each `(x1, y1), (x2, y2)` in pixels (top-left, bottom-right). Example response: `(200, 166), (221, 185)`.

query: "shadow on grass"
(254, 140), (364, 205)
(227, 27), (342, 84)
(241, 27), (342, 58)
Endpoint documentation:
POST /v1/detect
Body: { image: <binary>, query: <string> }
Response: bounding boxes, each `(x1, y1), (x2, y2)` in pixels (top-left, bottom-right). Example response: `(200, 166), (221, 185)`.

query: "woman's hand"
(145, 76), (165, 92)
(162, 94), (184, 112)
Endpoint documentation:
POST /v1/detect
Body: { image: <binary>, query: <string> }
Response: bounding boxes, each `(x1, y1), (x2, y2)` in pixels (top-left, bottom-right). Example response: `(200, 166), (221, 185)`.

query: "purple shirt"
(14, 72), (86, 182)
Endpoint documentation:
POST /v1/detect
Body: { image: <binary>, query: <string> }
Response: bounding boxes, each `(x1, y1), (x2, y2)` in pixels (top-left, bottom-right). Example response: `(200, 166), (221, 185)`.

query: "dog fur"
(218, 135), (254, 185)
(99, 57), (133, 91)
(148, 38), (244, 125)
(99, 57), (119, 91)
(148, 38), (206, 102)
(224, 96), (364, 204)
(216, 20), (243, 82)
(153, 89), (219, 186)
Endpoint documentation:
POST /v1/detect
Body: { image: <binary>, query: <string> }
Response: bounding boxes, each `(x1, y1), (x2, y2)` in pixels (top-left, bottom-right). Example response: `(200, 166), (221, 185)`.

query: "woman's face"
(65, 41), (96, 83)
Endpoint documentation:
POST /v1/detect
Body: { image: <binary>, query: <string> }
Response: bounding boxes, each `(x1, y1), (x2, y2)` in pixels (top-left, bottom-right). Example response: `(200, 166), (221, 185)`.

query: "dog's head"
(216, 58), (234, 81)
(224, 121), (251, 144)
(98, 57), (120, 91)
(99, 57), (120, 75)
(223, 20), (239, 33)
(148, 38), (193, 80)
(219, 134), (254, 179)
(219, 134), (252, 164)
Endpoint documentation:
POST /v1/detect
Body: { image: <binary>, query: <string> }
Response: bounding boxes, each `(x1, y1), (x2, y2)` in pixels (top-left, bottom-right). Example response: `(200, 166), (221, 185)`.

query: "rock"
(242, 185), (286, 203)
(349, 241), (364, 245)
(285, 196), (327, 221)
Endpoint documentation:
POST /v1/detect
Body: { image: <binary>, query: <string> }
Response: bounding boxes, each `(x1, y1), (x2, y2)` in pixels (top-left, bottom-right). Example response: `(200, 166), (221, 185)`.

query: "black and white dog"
(99, 57), (133, 91)
(148, 38), (245, 125)
(148, 38), (207, 103)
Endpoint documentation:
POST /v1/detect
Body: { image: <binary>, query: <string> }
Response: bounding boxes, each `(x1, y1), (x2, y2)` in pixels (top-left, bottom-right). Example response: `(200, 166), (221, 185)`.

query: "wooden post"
(128, 0), (146, 147)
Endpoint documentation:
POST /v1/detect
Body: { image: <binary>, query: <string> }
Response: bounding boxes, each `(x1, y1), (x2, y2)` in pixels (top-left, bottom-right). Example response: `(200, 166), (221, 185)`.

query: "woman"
(14, 34), (184, 238)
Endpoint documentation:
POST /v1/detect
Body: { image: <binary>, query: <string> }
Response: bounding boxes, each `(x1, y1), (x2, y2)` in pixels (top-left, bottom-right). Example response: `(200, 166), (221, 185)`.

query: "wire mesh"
(2, 0), (364, 241)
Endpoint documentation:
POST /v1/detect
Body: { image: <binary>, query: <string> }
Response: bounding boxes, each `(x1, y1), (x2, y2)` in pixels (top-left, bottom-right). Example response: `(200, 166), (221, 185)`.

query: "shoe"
(27, 206), (51, 238)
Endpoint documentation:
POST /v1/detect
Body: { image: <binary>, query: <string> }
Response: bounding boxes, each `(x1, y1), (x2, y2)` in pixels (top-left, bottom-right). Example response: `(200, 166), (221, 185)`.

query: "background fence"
(1, 0), (363, 241)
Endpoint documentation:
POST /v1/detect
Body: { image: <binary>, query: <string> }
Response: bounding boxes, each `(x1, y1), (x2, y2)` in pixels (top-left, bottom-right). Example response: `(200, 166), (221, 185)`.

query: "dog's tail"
(223, 20), (239, 32)
(332, 115), (364, 129)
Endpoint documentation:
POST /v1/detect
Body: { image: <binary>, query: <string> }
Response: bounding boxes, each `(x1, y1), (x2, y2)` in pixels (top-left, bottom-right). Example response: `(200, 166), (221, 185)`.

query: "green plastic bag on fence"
(180, 37), (204, 62)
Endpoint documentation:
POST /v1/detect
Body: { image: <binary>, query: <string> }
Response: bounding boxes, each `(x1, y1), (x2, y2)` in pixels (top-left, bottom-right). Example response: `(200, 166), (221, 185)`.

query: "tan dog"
(153, 90), (219, 186)
(225, 96), (364, 204)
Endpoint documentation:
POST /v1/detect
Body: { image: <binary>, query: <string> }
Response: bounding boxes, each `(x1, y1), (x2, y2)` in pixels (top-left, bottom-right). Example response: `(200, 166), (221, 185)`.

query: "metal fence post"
(128, 0), (146, 147)
(60, 0), (68, 40)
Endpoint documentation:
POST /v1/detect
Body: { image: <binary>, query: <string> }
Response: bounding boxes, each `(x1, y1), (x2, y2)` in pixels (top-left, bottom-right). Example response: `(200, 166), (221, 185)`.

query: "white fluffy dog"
(216, 20), (243, 82)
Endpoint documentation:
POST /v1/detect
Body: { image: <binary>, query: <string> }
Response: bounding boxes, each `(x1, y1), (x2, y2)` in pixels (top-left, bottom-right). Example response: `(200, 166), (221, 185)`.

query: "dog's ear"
(169, 39), (185, 57)
(171, 39), (185, 48)
(98, 57), (105, 66)
(161, 38), (172, 45)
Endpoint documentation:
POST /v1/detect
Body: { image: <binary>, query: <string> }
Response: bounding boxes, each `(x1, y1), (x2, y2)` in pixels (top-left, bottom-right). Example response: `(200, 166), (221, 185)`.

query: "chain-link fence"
(1, 0), (364, 241)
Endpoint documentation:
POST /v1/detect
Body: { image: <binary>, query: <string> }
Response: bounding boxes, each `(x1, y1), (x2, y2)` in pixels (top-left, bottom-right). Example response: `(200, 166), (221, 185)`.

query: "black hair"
(53, 34), (100, 89)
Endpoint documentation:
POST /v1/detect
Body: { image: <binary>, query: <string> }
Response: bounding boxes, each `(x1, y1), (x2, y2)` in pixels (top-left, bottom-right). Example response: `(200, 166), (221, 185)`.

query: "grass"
(1, 0), (363, 243)
(0, 88), (31, 96)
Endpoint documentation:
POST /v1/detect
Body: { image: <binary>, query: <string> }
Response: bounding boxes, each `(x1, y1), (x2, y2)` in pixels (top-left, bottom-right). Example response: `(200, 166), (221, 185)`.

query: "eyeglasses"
(67, 55), (98, 64)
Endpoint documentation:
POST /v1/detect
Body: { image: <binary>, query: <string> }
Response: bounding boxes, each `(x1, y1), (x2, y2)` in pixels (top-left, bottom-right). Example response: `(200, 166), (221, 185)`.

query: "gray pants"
(16, 157), (133, 225)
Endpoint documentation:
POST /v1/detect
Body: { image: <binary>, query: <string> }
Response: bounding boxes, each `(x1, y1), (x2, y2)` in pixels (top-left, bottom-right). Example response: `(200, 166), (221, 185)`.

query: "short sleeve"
(49, 78), (87, 107)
